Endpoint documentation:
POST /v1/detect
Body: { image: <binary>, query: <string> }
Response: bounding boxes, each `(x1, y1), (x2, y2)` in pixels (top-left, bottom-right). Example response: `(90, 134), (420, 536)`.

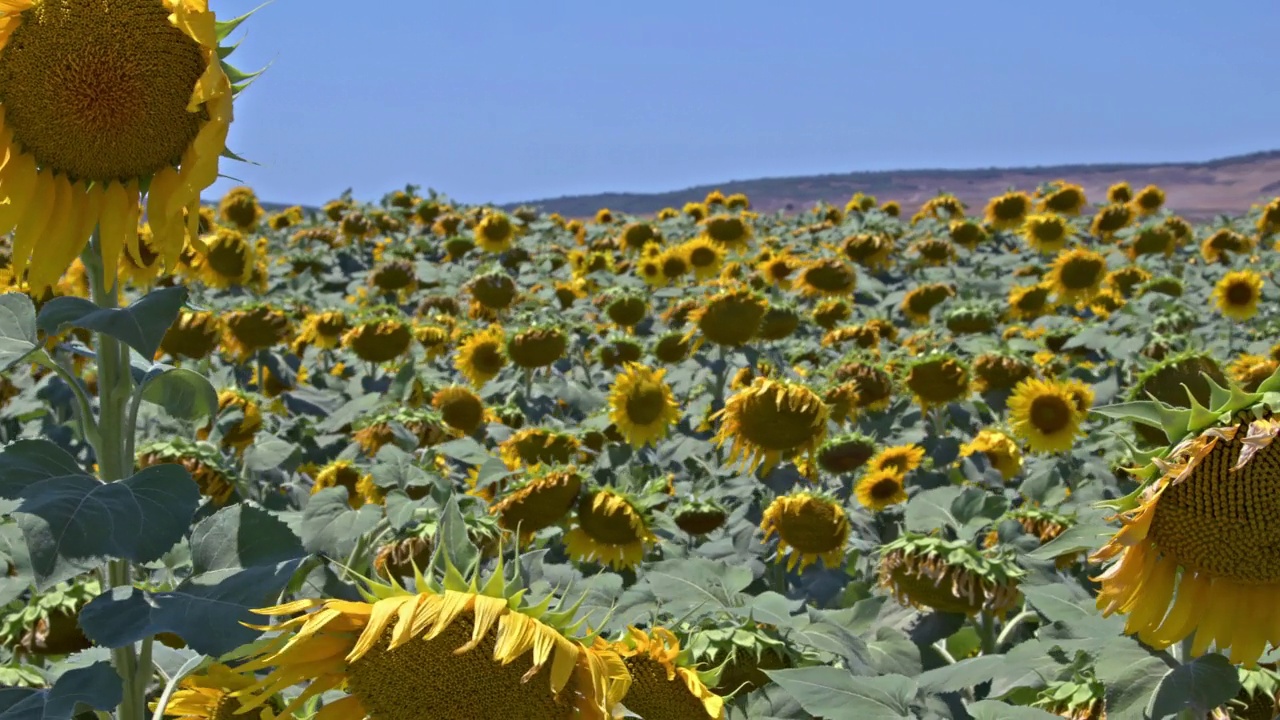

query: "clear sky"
(209, 0), (1279, 206)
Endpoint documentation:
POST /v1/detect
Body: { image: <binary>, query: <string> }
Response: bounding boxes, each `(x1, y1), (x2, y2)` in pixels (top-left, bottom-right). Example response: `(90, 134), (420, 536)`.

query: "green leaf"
(1026, 523), (1112, 560)
(432, 494), (479, 574)
(765, 668), (917, 719)
(0, 293), (39, 371)
(434, 437), (491, 465)
(1147, 654), (1240, 719)
(0, 661), (121, 720)
(190, 504), (305, 574)
(2, 453), (200, 587)
(299, 488), (380, 559)
(140, 367), (220, 421)
(1020, 583), (1122, 638)
(866, 626), (922, 676)
(242, 436), (300, 473)
(966, 701), (1059, 720)
(1095, 639), (1173, 720)
(918, 655), (1008, 693)
(77, 560), (304, 657)
(37, 286), (187, 360)
(904, 486), (964, 533)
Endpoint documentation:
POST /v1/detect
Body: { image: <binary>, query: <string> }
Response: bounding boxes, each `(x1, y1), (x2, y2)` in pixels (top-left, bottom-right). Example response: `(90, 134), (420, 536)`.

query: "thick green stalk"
(82, 231), (145, 720)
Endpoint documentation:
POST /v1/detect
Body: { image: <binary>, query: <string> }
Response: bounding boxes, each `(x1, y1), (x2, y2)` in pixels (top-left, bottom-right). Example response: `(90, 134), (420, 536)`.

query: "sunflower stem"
(995, 609), (1039, 650)
(84, 229), (146, 720)
(976, 610), (997, 656)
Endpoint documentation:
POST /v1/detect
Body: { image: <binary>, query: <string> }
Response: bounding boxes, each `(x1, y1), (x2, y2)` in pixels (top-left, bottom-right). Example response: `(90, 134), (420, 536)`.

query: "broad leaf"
(1147, 654), (1240, 719)
(300, 488), (380, 559)
(140, 367), (220, 421)
(190, 503), (305, 573)
(0, 661), (121, 720)
(0, 293), (38, 371)
(37, 286), (187, 359)
(966, 701), (1059, 720)
(766, 668), (917, 719)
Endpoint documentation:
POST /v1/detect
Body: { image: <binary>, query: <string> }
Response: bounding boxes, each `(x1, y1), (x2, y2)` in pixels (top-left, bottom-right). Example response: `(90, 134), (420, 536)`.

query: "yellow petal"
(457, 595), (506, 654)
(1142, 569), (1209, 648)
(1122, 554), (1177, 636)
(12, 171), (61, 282)
(424, 591), (472, 643)
(346, 596), (412, 663)
(312, 695), (365, 720)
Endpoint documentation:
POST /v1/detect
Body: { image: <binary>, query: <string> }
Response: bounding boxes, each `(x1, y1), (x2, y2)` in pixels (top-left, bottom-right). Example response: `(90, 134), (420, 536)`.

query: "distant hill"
(506, 150), (1280, 220)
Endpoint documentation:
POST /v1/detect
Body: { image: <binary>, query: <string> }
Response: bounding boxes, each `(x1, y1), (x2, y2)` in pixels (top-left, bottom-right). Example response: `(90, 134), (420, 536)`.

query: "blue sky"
(210, 0), (1279, 206)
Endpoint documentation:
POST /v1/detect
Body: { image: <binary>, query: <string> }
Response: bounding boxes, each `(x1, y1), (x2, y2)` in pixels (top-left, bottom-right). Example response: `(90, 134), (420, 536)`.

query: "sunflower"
(198, 389), (262, 454)
(902, 354), (970, 410)
(343, 315), (413, 364)
(1201, 228), (1252, 264)
(901, 283), (955, 324)
(618, 222), (659, 253)
(1090, 203), (1133, 238)
(984, 191), (1033, 230)
(490, 465), (582, 536)
(292, 310), (348, 353)
(222, 305), (292, 363)
(867, 444), (924, 477)
(266, 205), (302, 231)
(879, 534), (1023, 616)
(794, 257), (857, 296)
(1213, 270), (1264, 321)
(455, 326), (507, 387)
(756, 252), (798, 287)
(0, 0), (244, 291)
(219, 186), (262, 231)
(841, 232), (894, 270)
(959, 429), (1024, 481)
(760, 491), (849, 571)
(655, 246), (691, 283)
(1048, 248), (1108, 304)
(811, 298), (852, 329)
(119, 223), (165, 287)
(832, 359), (894, 412)
(1089, 382), (1280, 666)
(681, 237), (725, 280)
(608, 363), (680, 448)
(154, 663), (272, 720)
(473, 211), (517, 253)
(432, 385), (486, 434)
(1106, 181), (1133, 203)
(1006, 377), (1084, 453)
(369, 258), (416, 295)
(1127, 224), (1175, 259)
(1104, 265), (1151, 298)
(758, 304), (801, 341)
(651, 332), (691, 364)
(855, 469), (908, 511)
(1006, 282), (1056, 321)
(137, 438), (236, 506)
(1230, 355), (1280, 393)
(467, 269), (518, 313)
(816, 433), (878, 474)
(311, 459), (381, 509)
(159, 308), (222, 360)
(686, 285), (768, 348)
(725, 192), (749, 209)
(564, 488), (657, 570)
(1019, 213), (1074, 253)
(946, 220), (987, 251)
(699, 214), (752, 251)
(230, 550), (630, 720)
(1128, 184), (1165, 216)
(351, 408), (451, 456)
(604, 627), (725, 720)
(914, 193), (967, 223)
(499, 427), (580, 470)
(714, 377), (829, 473)
(506, 325), (567, 370)
(1038, 183), (1088, 215)
(944, 304), (999, 336)
(193, 226), (254, 288)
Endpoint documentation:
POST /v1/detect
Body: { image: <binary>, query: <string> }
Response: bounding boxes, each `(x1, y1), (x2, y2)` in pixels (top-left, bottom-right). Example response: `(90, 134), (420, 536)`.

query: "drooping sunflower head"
(1201, 228), (1253, 264)
(909, 236), (955, 266)
(855, 468), (908, 512)
(1213, 270), (1264, 322)
(959, 428), (1024, 482)
(368, 257), (416, 294)
(1126, 351), (1227, 444)
(618, 221), (660, 253)
(489, 464), (583, 537)
(473, 211), (517, 253)
(467, 267), (519, 312)
(794, 257), (857, 297)
(1129, 184), (1166, 216)
(232, 536), (631, 720)
(757, 303), (802, 342)
(831, 357), (895, 411)
(984, 191), (1033, 230)
(915, 193), (967, 223)
(0, 0), (249, 291)
(564, 486), (658, 570)
(291, 309), (347, 353)
(972, 352), (1035, 394)
(343, 309), (413, 364)
(1007, 377), (1085, 454)
(219, 186), (262, 231)
(499, 427), (581, 470)
(1090, 203), (1133, 238)
(901, 282), (956, 324)
(1006, 282), (1056, 321)
(945, 219), (987, 250)
(879, 534), (1024, 615)
(350, 407), (451, 455)
(1127, 223), (1175, 259)
(1048, 247), (1109, 304)
(943, 302), (1000, 336)
(761, 490), (849, 572)
(311, 459), (381, 509)
(714, 377), (829, 473)
(841, 232), (895, 270)
(903, 353), (970, 410)
(1018, 213), (1074, 253)
(506, 324), (567, 370)
(432, 384), (486, 435)
(816, 432), (878, 475)
(1104, 265), (1152, 298)
(193, 226), (254, 288)
(603, 627), (725, 720)
(222, 303), (292, 362)
(152, 662), (274, 720)
(455, 326), (507, 388)
(137, 437), (237, 506)
(651, 331), (692, 364)
(811, 297), (852, 329)
(159, 308), (222, 361)
(686, 285), (768, 348)
(1230, 354), (1280, 393)
(197, 388), (262, 454)
(699, 214), (753, 251)
(608, 363), (680, 448)
(672, 498), (729, 537)
(1038, 183), (1088, 215)
(1088, 367), (1280, 666)
(596, 334), (644, 370)
(600, 288), (649, 328)
(1107, 181), (1133, 204)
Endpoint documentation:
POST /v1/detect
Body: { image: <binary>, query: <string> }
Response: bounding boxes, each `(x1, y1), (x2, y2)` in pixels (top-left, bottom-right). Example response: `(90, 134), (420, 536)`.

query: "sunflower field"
(4, 3), (1280, 720)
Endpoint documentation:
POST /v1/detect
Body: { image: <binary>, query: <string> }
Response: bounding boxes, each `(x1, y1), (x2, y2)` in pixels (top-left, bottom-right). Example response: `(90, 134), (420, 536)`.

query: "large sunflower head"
(343, 310), (413, 364)
(1127, 351), (1227, 445)
(467, 268), (518, 312)
(608, 363), (680, 448)
(1104, 265), (1152, 298)
(651, 331), (692, 364)
(811, 297), (852, 329)
(984, 191), (1033, 230)
(1127, 223), (1176, 259)
(601, 288), (649, 328)
(686, 285), (768, 348)
(1005, 282), (1056, 321)
(1130, 184), (1166, 216)
(159, 308), (222, 360)
(0, 0), (247, 291)
(959, 428), (1024, 481)
(603, 627), (725, 720)
(432, 384), (486, 435)
(794, 257), (857, 297)
(1089, 367), (1280, 666)
(867, 443), (925, 477)
(1007, 377), (1085, 454)
(831, 358), (895, 411)
(761, 490), (849, 571)
(946, 220), (988, 251)
(218, 186), (261, 231)
(758, 303), (802, 341)
(564, 487), (658, 570)
(292, 309), (348, 353)
(879, 534), (1024, 616)
(681, 236), (725, 280)
(1201, 228), (1253, 264)
(972, 352), (1036, 394)
(1048, 247), (1109, 304)
(489, 464), (582, 537)
(455, 326), (507, 388)
(1019, 213), (1074, 253)
(855, 468), (908, 512)
(193, 225), (253, 288)
(369, 258), (416, 294)
(231, 540), (631, 720)
(903, 353), (970, 410)
(1213, 270), (1264, 322)
(714, 377), (829, 473)
(222, 303), (292, 363)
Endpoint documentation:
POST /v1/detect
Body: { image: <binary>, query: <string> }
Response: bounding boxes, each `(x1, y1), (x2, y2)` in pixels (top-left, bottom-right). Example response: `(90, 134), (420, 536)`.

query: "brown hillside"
(512, 150), (1280, 220)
